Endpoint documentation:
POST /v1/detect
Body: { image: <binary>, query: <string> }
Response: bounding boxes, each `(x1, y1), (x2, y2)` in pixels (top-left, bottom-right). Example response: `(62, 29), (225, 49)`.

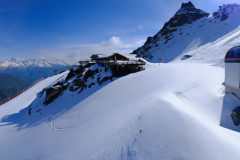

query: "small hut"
(225, 46), (240, 98)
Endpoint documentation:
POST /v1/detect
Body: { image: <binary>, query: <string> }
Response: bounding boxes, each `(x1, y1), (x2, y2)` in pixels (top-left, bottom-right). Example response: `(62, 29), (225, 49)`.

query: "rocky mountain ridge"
(132, 2), (240, 63)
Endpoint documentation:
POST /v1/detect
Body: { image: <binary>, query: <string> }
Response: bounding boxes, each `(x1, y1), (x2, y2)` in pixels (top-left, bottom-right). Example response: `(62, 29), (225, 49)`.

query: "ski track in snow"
(50, 121), (70, 131)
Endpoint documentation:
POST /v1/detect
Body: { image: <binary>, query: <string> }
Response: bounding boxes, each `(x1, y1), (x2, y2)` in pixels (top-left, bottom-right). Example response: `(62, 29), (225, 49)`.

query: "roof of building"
(225, 46), (240, 62)
(93, 53), (129, 60)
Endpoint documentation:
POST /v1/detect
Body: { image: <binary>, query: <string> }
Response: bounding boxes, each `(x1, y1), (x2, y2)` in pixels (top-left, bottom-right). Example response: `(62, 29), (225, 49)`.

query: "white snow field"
(1, 62), (240, 160)
(2, 3), (240, 159)
(175, 25), (240, 67)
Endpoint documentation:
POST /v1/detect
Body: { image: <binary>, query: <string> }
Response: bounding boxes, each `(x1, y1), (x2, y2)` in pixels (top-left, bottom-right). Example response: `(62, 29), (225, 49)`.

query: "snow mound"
(1, 63), (240, 160)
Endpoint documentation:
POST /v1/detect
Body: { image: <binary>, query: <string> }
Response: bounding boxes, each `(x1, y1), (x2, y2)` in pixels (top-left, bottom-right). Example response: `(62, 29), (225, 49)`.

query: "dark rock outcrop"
(231, 106), (240, 126)
(43, 58), (145, 105)
(44, 83), (70, 105)
(160, 1), (209, 35)
(213, 4), (240, 21)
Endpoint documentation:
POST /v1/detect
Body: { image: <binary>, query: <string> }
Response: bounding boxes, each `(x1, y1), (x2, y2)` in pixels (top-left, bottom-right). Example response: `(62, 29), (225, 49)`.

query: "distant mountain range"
(0, 58), (75, 100)
(0, 58), (75, 83)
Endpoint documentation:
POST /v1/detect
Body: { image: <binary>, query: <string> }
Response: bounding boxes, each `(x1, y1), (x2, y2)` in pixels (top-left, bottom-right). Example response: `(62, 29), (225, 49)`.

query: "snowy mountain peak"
(132, 2), (240, 64)
(165, 1), (209, 29)
(213, 4), (240, 21)
(10, 58), (17, 62)
(131, 1), (209, 60)
(180, 1), (194, 9)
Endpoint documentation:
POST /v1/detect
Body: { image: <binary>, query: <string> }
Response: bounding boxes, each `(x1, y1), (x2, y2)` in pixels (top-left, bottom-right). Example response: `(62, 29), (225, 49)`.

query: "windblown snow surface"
(2, 3), (240, 159)
(1, 60), (240, 160)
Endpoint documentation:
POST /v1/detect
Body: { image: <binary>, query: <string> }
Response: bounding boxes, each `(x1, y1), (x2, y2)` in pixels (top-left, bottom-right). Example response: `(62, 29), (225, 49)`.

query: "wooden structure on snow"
(80, 53), (146, 76)
(90, 53), (129, 61)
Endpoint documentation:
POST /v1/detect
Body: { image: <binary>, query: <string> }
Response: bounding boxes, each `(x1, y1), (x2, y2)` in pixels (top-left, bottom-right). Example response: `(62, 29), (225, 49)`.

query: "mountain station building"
(225, 46), (240, 99)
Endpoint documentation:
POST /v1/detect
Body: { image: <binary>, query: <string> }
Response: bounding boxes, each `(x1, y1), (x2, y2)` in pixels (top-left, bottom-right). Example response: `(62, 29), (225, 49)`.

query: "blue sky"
(0, 0), (239, 60)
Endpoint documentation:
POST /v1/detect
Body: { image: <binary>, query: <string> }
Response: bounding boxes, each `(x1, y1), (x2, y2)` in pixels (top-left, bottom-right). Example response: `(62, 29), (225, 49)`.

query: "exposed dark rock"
(99, 77), (110, 85)
(221, 12), (229, 21)
(97, 77), (101, 83)
(65, 68), (75, 81)
(181, 55), (193, 60)
(159, 2), (209, 35)
(53, 81), (64, 87)
(83, 70), (94, 82)
(78, 86), (86, 94)
(44, 87), (62, 105)
(104, 67), (109, 72)
(74, 66), (85, 75)
(144, 37), (153, 45)
(85, 63), (94, 68)
(231, 106), (240, 126)
(28, 107), (32, 115)
(62, 83), (70, 90)
(69, 79), (86, 92)
(44, 82), (69, 105)
(95, 69), (99, 73)
(88, 82), (95, 88)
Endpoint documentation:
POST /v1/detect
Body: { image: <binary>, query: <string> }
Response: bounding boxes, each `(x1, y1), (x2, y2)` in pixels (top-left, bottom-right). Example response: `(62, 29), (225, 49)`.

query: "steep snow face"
(1, 63), (240, 160)
(0, 58), (75, 82)
(174, 25), (240, 66)
(132, 3), (240, 63)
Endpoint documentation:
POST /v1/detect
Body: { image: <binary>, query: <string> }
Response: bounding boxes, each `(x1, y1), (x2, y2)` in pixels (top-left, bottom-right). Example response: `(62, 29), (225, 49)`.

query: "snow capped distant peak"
(10, 58), (17, 62)
(0, 58), (75, 68)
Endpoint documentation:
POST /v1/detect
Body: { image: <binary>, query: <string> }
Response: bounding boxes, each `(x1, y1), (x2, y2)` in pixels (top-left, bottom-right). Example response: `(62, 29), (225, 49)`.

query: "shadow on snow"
(220, 93), (240, 132)
(0, 81), (112, 131)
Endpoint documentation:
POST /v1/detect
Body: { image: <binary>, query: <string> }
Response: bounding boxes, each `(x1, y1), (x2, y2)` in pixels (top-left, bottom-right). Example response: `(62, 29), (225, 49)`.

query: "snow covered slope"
(132, 2), (240, 63)
(0, 71), (68, 119)
(1, 2), (240, 160)
(175, 24), (240, 66)
(1, 62), (240, 160)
